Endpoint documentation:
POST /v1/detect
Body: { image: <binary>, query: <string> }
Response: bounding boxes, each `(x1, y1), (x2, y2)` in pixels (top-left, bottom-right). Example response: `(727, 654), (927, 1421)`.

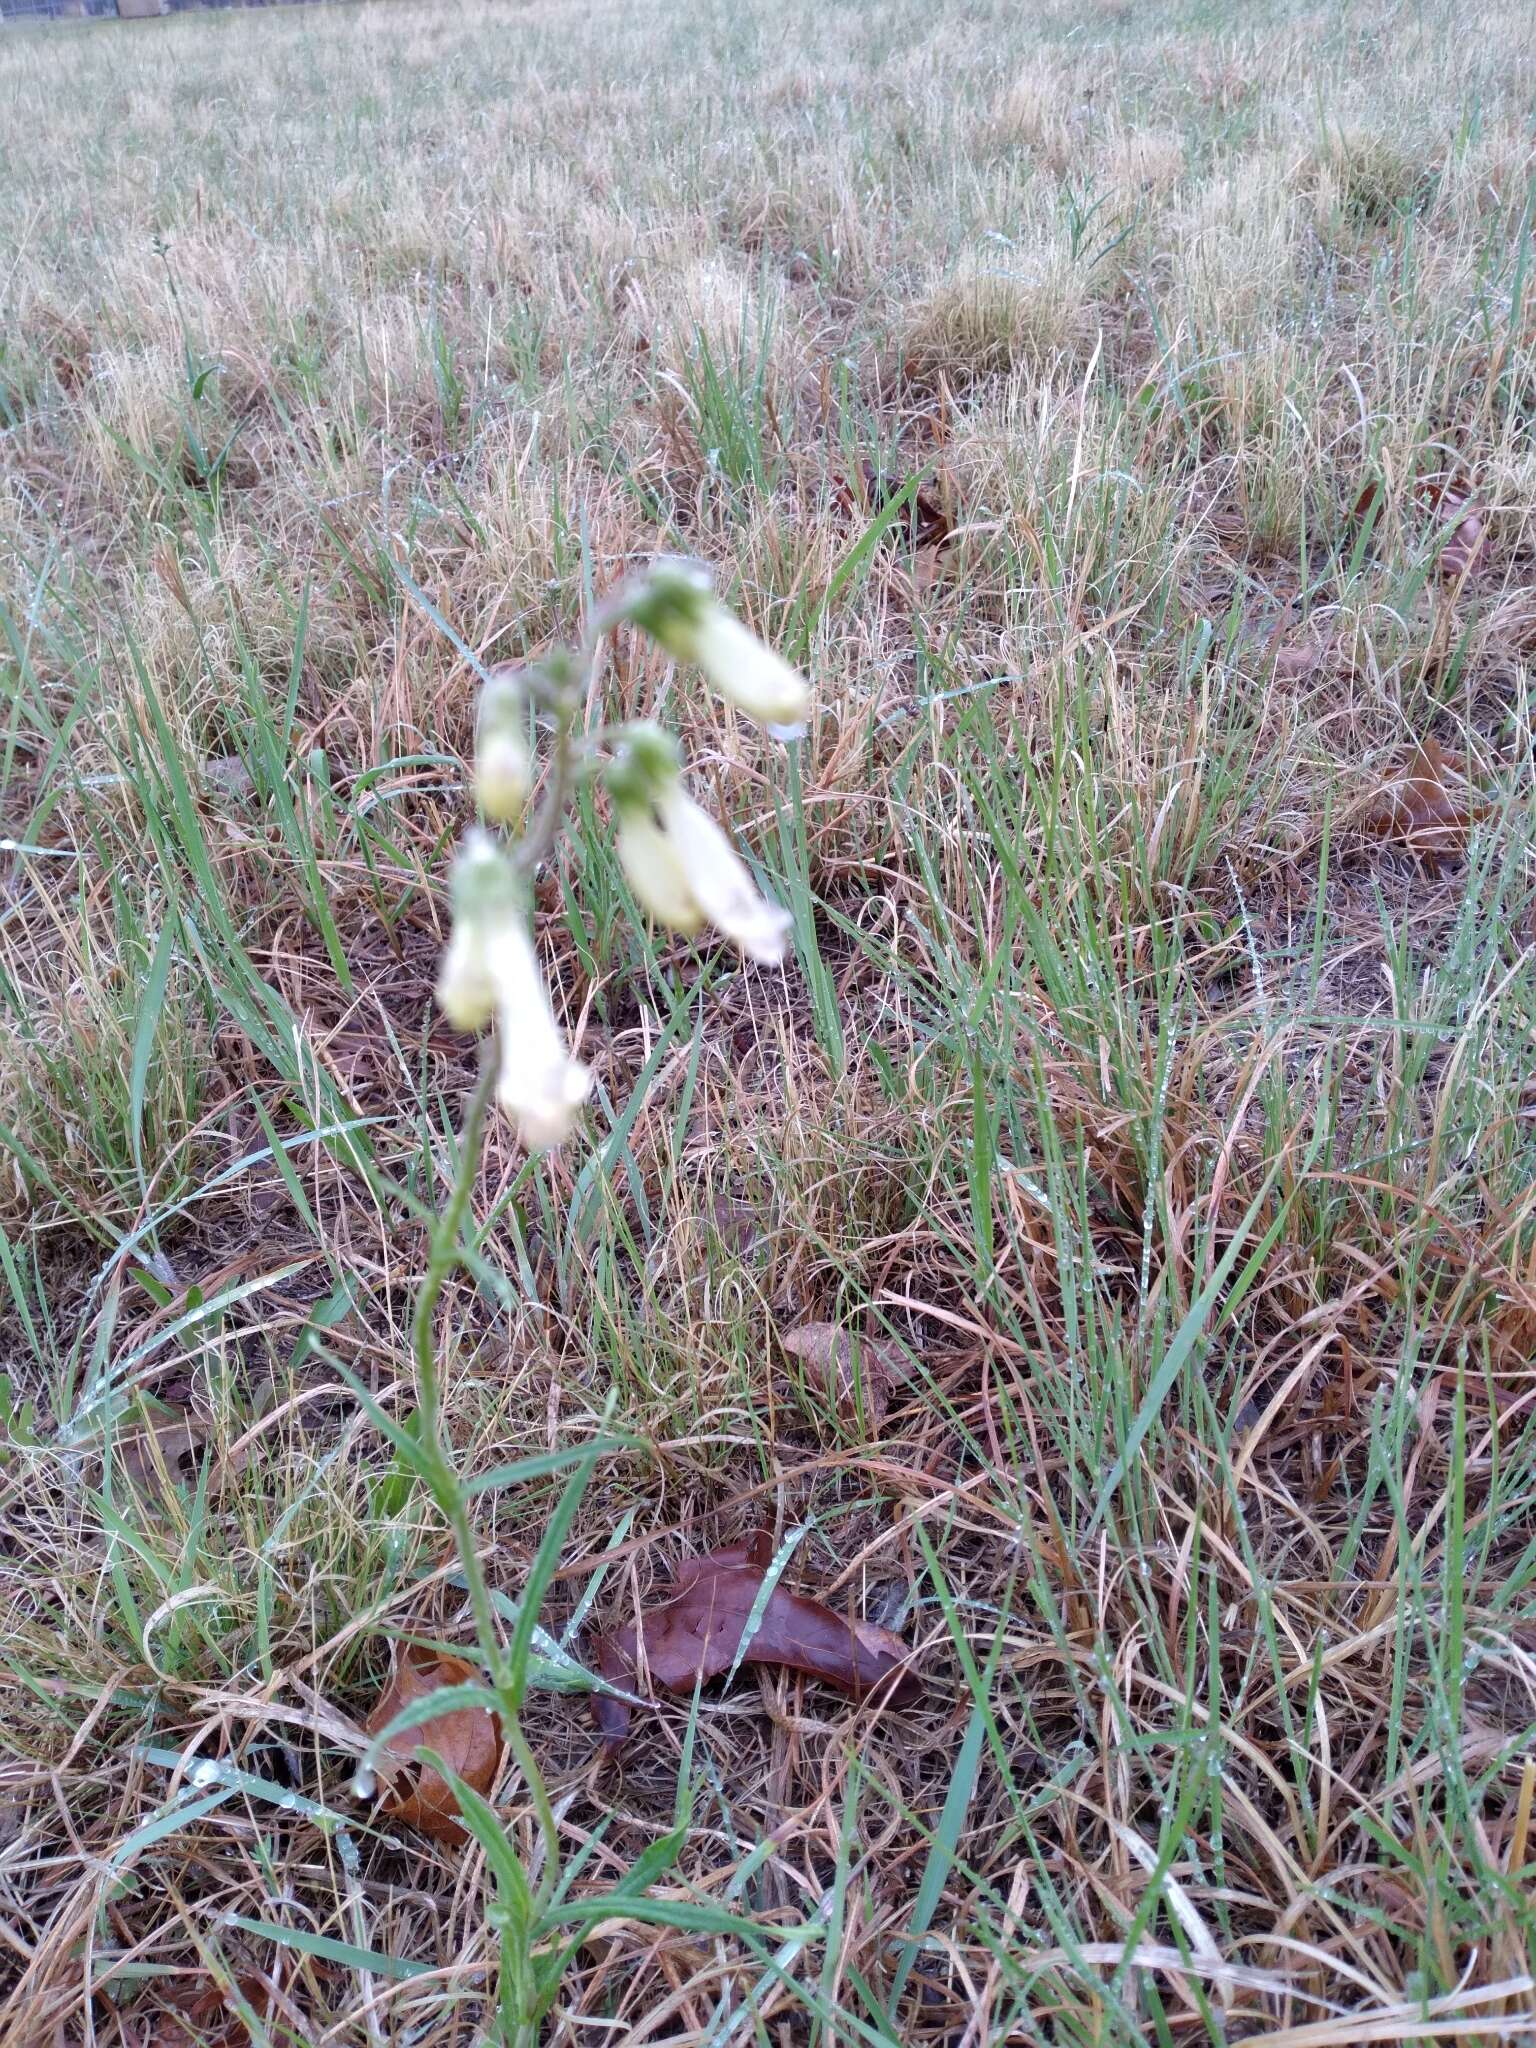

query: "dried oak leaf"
(116, 1413), (210, 1496)
(591, 1532), (920, 1754)
(832, 459), (954, 552)
(1367, 738), (1487, 871)
(135, 1973), (279, 2048)
(110, 1404), (249, 1508)
(1267, 626), (1334, 682)
(1351, 478), (1386, 528)
(779, 1321), (909, 1427)
(364, 1644), (503, 1844)
(861, 458), (953, 549)
(1422, 478), (1487, 581)
(1350, 474), (1488, 581)
(706, 1193), (770, 1263)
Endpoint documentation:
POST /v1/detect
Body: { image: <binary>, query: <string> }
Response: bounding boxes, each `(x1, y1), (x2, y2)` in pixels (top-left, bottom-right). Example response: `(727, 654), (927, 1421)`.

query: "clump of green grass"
(1309, 120), (1434, 224)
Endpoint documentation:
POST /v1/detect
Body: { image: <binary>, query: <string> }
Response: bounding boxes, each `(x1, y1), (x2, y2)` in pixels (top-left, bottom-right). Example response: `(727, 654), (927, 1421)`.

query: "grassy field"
(2, 0), (1536, 2038)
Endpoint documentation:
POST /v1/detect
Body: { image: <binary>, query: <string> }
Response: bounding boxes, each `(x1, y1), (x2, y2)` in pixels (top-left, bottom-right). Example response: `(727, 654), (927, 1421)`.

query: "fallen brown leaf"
(1351, 479), (1384, 527)
(780, 1321), (908, 1427)
(1422, 478), (1487, 581)
(1350, 473), (1488, 581)
(833, 459), (954, 552)
(115, 1412), (210, 1496)
(364, 1644), (503, 1844)
(134, 1973), (279, 2047)
(1367, 737), (1487, 870)
(591, 1532), (919, 1754)
(109, 1403), (250, 1507)
(911, 541), (947, 595)
(863, 459), (953, 548)
(706, 1193), (769, 1262)
(39, 314), (92, 395)
(1268, 630), (1332, 682)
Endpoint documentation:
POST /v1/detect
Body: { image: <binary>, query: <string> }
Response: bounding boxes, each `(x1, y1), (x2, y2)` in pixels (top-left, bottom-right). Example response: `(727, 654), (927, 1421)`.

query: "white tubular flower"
(486, 917), (591, 1151)
(658, 785), (793, 963)
(435, 922), (497, 1032)
(437, 832), (589, 1146)
(615, 807), (705, 934)
(476, 729), (529, 824)
(476, 669), (531, 823)
(607, 724), (792, 963)
(436, 830), (516, 1033)
(627, 561), (811, 728)
(673, 604), (811, 727)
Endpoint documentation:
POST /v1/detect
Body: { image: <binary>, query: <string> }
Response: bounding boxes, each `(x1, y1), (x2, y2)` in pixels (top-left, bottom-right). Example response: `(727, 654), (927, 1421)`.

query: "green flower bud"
(603, 722), (684, 814)
(476, 672), (530, 822)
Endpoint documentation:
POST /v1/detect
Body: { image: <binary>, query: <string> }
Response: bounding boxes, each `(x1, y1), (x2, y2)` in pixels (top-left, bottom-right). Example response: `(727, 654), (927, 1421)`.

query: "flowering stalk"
(476, 668), (531, 823)
(401, 559), (813, 2037)
(404, 1036), (566, 2045)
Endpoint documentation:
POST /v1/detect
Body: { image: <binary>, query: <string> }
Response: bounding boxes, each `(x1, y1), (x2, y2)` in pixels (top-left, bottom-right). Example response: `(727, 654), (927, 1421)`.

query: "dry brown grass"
(2, 0), (1536, 2040)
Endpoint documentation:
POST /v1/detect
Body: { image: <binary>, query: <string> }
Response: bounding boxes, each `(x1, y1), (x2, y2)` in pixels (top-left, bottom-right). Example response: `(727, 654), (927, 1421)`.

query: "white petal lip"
(486, 920), (591, 1149)
(685, 607), (812, 725)
(616, 809), (704, 931)
(500, 1057), (592, 1151)
(661, 791), (793, 964)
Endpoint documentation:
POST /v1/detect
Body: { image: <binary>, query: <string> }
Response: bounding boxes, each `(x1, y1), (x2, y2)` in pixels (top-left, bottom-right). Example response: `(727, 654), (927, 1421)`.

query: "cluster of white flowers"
(436, 562), (810, 1151)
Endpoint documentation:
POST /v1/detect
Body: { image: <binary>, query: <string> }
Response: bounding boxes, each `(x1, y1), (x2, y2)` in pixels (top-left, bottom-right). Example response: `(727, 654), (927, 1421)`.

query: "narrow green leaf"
(129, 915), (178, 1193)
(223, 1917), (429, 1982)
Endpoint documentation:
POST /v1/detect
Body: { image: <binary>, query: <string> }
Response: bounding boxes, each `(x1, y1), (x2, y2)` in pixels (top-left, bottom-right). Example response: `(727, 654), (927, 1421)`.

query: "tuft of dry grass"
(2, 0), (1536, 2040)
(898, 245), (1091, 389)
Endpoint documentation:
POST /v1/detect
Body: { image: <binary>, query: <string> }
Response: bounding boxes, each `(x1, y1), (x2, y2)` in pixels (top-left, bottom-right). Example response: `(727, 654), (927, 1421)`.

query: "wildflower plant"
(437, 561), (801, 1151)
(356, 561), (811, 2045)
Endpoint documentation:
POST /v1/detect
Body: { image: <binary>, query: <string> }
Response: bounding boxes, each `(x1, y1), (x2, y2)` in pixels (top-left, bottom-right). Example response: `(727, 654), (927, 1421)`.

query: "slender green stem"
(411, 1038), (497, 1433)
(410, 1041), (508, 1677)
(409, 1030), (566, 2035)
(514, 699), (578, 880)
(508, 1717), (563, 1911)
(406, 590), (630, 2041)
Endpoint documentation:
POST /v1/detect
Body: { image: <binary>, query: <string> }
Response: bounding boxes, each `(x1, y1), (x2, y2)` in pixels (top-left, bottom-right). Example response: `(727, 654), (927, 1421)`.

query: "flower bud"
(476, 672), (530, 822)
(476, 731), (530, 822)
